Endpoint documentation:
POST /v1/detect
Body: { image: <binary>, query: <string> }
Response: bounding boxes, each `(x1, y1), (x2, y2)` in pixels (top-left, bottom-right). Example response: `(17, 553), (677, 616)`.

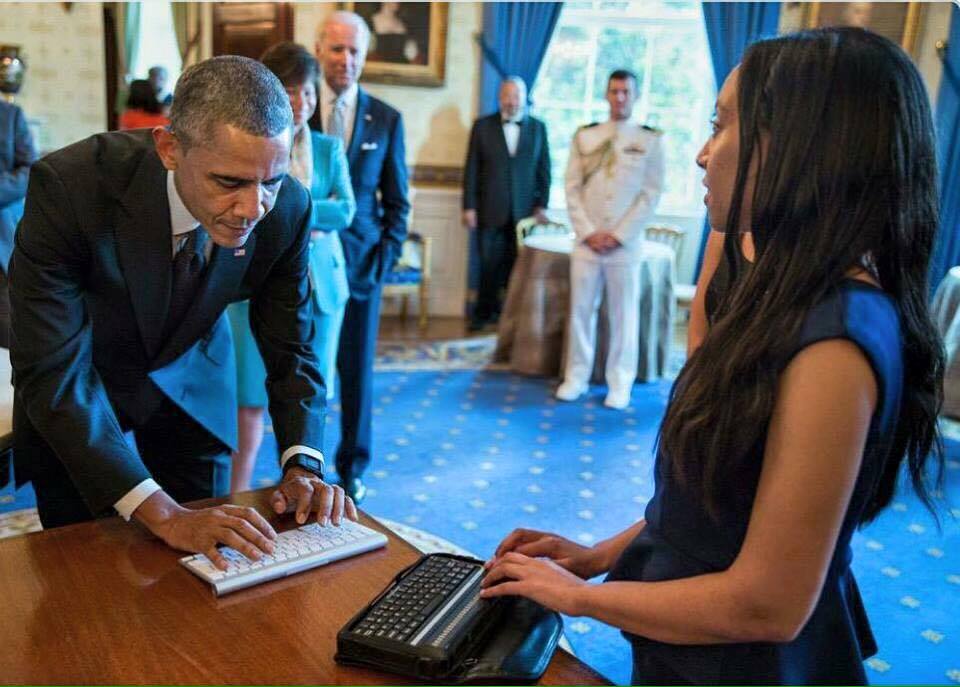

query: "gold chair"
(382, 233), (432, 331)
(645, 224), (696, 313)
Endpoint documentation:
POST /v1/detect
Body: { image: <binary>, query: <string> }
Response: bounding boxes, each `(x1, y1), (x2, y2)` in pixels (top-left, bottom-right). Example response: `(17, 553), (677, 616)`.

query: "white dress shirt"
(319, 79), (358, 150)
(114, 173), (325, 521)
(502, 118), (521, 157)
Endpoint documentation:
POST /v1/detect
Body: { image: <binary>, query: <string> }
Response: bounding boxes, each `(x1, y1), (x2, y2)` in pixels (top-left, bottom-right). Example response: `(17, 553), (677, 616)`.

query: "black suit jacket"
(309, 88), (409, 299)
(462, 113), (551, 229)
(9, 130), (325, 516)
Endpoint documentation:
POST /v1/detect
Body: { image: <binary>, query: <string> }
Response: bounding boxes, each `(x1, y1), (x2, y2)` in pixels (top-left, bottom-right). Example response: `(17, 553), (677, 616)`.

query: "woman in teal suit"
(227, 42), (355, 493)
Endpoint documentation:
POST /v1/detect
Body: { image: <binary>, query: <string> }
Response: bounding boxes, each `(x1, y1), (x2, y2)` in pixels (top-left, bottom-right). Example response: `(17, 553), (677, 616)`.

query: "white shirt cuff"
(279, 445), (326, 473)
(114, 479), (162, 521)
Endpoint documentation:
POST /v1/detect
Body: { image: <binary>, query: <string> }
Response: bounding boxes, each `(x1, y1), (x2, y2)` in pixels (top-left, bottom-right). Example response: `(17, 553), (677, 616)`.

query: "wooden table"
(0, 488), (611, 685)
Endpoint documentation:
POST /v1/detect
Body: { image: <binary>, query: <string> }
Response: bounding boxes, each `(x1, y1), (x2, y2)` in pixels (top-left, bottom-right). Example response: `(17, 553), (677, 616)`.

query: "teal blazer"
(308, 132), (355, 313)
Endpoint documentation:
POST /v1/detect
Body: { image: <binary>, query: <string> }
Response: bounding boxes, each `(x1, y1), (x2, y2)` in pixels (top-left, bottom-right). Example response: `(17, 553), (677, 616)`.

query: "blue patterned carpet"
(2, 368), (958, 684)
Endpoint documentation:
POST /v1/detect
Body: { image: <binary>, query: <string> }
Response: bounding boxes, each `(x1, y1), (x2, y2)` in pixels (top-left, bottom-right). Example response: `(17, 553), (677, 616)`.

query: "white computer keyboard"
(179, 519), (389, 596)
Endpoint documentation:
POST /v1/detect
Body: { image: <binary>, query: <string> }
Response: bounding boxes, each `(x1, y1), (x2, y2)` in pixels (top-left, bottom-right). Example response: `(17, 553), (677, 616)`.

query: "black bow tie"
(503, 119), (522, 126)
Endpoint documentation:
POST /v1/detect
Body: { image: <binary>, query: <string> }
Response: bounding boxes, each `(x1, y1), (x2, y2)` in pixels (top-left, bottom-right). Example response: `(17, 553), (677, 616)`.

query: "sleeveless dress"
(607, 280), (904, 684)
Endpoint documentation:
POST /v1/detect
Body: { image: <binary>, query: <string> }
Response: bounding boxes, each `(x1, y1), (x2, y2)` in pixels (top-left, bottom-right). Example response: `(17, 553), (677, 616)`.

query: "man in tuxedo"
(10, 56), (354, 570)
(310, 11), (410, 503)
(462, 76), (551, 331)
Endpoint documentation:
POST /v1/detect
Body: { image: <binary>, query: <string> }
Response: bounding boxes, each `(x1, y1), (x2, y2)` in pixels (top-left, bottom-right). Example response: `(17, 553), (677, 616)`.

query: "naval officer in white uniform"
(556, 68), (665, 409)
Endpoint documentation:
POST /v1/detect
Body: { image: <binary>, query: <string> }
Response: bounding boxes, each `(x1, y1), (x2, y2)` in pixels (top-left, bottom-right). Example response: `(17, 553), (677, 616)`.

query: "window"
(532, 1), (715, 217)
(131, 1), (182, 86)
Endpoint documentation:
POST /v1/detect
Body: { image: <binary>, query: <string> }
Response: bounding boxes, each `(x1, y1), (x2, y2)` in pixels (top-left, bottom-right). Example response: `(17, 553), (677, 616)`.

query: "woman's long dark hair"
(659, 28), (944, 522)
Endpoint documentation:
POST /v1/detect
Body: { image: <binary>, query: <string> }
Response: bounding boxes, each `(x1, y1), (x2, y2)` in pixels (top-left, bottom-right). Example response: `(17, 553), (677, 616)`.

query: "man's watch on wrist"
(282, 454), (324, 480)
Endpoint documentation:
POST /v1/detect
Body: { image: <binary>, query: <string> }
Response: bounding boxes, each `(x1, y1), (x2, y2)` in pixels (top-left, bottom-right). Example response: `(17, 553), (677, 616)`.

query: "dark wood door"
(102, 4), (119, 131)
(212, 2), (293, 60)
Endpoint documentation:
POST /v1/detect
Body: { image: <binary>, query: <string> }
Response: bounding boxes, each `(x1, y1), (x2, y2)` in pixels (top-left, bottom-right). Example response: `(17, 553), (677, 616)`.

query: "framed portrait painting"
(805, 2), (924, 54)
(342, 2), (448, 87)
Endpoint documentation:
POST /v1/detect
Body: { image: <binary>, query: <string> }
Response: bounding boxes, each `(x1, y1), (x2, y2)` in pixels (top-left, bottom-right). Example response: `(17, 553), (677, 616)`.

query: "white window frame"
(532, 2), (715, 220)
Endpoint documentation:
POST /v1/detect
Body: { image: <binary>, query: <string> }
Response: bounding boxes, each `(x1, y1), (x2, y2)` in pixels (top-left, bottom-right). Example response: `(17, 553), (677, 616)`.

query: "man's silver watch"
(282, 454), (324, 480)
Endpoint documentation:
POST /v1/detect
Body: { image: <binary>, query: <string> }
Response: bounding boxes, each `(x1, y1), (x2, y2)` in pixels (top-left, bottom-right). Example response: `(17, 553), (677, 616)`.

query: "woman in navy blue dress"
(483, 28), (945, 684)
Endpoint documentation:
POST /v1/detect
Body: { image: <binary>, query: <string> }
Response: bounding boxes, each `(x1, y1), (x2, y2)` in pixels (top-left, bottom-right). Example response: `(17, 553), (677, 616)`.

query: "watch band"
(282, 454), (324, 480)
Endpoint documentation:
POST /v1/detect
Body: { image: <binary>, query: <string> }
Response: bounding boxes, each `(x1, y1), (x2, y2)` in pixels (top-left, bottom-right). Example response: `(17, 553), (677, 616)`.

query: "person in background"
(462, 76), (551, 332)
(226, 41), (355, 494)
(483, 28), (944, 684)
(0, 99), (37, 349)
(118, 79), (170, 130)
(11, 56), (354, 569)
(309, 10), (410, 504)
(555, 69), (665, 409)
(148, 65), (174, 109)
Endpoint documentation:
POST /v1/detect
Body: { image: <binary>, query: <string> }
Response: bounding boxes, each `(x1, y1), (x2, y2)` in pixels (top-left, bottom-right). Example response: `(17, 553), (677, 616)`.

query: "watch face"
(287, 456), (322, 477)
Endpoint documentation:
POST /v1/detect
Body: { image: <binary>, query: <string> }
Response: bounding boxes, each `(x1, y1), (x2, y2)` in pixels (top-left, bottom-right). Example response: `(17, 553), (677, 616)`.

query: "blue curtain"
(932, 4), (960, 294)
(693, 2), (780, 279)
(477, 2), (563, 113)
(466, 2), (563, 316)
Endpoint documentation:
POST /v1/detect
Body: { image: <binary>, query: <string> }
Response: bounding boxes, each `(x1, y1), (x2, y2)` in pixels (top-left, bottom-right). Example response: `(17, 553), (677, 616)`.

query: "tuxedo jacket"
(462, 113), (551, 230)
(309, 87), (409, 299)
(9, 130), (325, 516)
(0, 100), (37, 274)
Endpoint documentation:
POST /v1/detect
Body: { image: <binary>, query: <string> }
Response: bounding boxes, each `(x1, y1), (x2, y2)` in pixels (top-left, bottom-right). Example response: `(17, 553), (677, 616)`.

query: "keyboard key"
(180, 520), (388, 596)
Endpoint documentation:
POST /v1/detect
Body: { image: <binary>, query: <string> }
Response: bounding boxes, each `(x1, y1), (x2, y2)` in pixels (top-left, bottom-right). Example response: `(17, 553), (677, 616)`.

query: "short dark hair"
(169, 55), (292, 150)
(260, 41), (319, 88)
(126, 79), (162, 114)
(608, 69), (638, 87)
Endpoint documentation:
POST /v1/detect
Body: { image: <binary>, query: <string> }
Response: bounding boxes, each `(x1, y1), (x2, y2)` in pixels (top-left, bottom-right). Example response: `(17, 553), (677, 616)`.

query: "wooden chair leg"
(419, 281), (429, 332)
(400, 294), (409, 322)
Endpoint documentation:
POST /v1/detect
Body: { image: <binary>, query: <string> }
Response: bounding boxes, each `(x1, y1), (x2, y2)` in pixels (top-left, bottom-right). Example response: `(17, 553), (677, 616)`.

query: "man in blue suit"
(11, 57), (354, 569)
(0, 99), (37, 349)
(310, 11), (410, 503)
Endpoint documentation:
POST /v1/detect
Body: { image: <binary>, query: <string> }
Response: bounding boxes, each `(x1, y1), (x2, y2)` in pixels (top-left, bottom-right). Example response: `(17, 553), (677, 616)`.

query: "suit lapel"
(347, 88), (370, 165)
(114, 151), (173, 362)
(154, 230), (256, 369)
(516, 117), (534, 160)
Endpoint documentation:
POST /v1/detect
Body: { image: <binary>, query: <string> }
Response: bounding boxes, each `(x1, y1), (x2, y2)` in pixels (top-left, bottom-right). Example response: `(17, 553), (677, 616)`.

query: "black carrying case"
(335, 553), (563, 683)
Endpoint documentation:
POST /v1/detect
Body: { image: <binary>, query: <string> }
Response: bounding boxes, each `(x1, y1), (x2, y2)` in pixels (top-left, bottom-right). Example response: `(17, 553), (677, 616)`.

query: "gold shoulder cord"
(575, 129), (615, 186)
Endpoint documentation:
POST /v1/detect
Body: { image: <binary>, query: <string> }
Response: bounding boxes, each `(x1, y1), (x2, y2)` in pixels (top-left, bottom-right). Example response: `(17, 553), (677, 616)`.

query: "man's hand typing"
(270, 467), (359, 527)
(133, 490), (277, 571)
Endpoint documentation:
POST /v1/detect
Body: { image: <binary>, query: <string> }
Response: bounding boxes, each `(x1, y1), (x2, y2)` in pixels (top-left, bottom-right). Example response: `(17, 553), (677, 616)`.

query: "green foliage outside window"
(532, 1), (714, 216)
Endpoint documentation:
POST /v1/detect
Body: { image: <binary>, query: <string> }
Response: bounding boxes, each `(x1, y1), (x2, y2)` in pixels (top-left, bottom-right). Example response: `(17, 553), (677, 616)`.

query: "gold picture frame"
(342, 2), (448, 88)
(804, 2), (924, 54)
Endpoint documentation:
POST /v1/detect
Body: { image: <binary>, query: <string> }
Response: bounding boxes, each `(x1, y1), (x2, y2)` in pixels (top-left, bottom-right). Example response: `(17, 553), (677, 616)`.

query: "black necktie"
(165, 228), (208, 340)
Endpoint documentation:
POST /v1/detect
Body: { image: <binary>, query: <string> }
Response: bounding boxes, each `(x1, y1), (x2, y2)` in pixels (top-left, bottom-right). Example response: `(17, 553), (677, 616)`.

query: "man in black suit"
(310, 11), (410, 503)
(462, 76), (551, 331)
(10, 56), (354, 570)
